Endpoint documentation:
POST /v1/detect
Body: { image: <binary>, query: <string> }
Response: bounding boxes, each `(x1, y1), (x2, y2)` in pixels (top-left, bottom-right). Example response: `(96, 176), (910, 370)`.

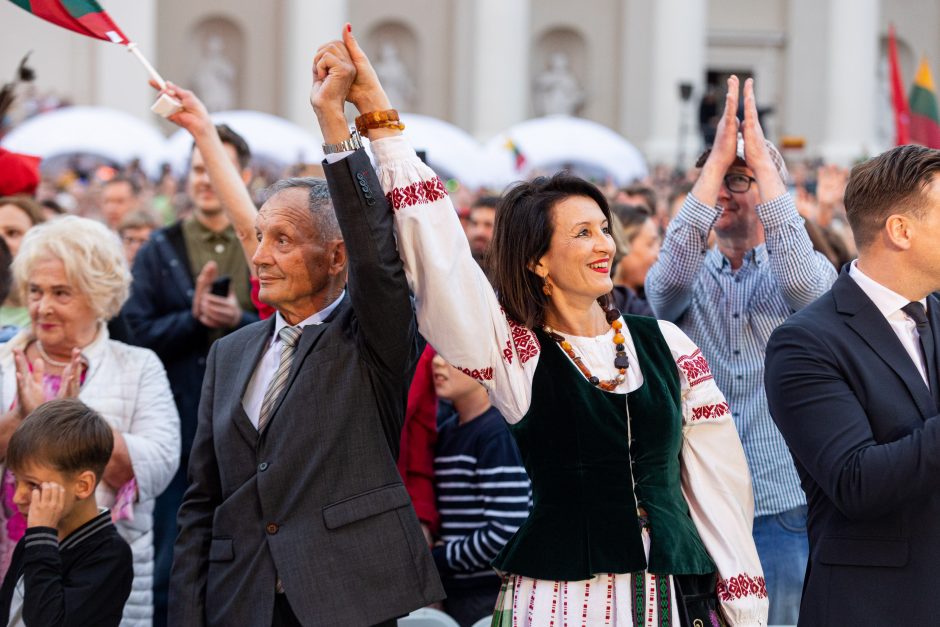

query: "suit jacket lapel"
(230, 317), (276, 447)
(835, 272), (935, 420)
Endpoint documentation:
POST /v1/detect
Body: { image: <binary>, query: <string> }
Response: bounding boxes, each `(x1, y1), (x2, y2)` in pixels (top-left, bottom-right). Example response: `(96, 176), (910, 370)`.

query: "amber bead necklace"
(543, 307), (630, 391)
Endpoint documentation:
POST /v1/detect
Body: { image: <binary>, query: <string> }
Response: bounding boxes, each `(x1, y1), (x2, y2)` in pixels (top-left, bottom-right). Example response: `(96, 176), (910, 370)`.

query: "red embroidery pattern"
(503, 339), (514, 365)
(549, 581), (559, 627)
(457, 366), (494, 381)
(677, 349), (714, 387)
(716, 573), (768, 602)
(691, 402), (730, 422)
(507, 317), (540, 364)
(385, 176), (447, 211)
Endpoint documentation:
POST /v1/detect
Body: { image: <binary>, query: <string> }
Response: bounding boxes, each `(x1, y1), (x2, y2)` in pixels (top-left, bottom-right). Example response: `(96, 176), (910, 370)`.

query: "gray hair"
(13, 215), (131, 321)
(263, 177), (341, 243)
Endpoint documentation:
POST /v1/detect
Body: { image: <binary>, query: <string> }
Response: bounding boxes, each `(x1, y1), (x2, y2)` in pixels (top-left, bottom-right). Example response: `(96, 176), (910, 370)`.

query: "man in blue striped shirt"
(646, 77), (836, 623)
(431, 353), (530, 627)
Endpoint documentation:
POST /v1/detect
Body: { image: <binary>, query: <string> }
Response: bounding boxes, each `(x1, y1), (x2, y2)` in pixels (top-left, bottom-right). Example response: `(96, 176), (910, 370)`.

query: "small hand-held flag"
(6, 0), (182, 116)
(504, 138), (527, 171)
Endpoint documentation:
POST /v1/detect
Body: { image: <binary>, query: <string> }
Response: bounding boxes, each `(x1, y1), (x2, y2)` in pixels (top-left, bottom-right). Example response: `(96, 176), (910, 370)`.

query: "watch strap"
(322, 128), (363, 154)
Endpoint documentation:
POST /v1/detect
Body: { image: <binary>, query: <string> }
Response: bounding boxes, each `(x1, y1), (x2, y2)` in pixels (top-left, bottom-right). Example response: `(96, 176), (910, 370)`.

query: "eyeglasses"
(723, 173), (757, 193)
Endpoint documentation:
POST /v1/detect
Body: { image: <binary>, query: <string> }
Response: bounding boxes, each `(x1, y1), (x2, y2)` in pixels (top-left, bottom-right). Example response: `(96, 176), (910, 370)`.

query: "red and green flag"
(909, 56), (940, 149)
(7, 0), (128, 44)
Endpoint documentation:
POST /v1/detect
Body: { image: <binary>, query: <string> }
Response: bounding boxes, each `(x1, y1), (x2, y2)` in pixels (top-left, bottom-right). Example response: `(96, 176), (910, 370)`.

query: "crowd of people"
(0, 22), (936, 627)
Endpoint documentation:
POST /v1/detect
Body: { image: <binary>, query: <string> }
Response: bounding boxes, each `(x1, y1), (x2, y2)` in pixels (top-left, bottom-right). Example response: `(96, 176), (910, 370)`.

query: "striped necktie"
(257, 325), (302, 432)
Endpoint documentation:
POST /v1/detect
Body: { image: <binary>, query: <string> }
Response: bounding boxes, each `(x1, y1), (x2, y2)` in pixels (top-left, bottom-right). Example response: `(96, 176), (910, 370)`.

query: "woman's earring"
(542, 278), (553, 296)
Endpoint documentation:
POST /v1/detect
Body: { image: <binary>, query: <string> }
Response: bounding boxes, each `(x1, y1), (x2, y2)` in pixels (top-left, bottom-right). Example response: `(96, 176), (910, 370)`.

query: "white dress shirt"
(241, 291), (345, 428)
(849, 261), (930, 387)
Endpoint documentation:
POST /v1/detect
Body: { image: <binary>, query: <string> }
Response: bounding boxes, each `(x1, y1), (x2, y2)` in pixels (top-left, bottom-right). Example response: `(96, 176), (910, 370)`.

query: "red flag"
(7, 0), (128, 44)
(888, 24), (911, 146)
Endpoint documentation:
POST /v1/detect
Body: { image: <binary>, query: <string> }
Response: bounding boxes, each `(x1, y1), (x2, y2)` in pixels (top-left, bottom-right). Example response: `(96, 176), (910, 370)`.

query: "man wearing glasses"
(645, 77), (836, 624)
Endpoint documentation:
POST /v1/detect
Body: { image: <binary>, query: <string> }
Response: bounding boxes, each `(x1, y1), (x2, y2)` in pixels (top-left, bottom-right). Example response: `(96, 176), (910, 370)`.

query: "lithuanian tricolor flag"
(7, 0), (128, 44)
(504, 138), (527, 171)
(909, 56), (940, 149)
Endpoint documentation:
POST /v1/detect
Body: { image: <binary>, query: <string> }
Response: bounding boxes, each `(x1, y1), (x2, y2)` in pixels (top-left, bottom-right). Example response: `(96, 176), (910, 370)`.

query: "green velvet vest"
(491, 315), (715, 581)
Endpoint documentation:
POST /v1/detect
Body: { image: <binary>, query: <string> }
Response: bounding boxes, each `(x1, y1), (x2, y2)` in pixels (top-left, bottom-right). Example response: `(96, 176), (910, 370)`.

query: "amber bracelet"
(355, 109), (405, 136)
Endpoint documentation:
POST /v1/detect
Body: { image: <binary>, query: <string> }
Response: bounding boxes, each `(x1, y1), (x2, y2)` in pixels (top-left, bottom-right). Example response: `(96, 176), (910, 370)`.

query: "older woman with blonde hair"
(0, 215), (180, 626)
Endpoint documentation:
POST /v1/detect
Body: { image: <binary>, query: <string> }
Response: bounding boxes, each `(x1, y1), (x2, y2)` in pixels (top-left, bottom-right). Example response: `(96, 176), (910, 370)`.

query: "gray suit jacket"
(169, 150), (444, 626)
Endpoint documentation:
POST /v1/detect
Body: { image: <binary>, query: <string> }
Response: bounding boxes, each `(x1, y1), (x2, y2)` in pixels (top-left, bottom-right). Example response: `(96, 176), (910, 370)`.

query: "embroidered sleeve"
(659, 321), (768, 626)
(371, 136), (540, 423)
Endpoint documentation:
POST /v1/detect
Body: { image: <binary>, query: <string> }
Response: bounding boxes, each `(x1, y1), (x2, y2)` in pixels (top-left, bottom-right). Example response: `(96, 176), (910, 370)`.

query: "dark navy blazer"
(765, 268), (940, 626)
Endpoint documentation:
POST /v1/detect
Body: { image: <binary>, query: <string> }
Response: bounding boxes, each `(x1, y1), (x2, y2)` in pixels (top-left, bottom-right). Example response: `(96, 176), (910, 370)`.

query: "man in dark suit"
(765, 144), (940, 625)
(169, 33), (444, 627)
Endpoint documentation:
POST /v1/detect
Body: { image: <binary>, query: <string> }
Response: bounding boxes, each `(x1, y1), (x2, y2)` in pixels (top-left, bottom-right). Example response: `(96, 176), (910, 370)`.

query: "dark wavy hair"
(488, 173), (613, 329)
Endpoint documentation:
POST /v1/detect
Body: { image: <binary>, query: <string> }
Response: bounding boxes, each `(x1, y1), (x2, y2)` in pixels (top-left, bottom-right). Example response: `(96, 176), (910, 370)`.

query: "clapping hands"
(12, 347), (82, 418)
(696, 76), (786, 205)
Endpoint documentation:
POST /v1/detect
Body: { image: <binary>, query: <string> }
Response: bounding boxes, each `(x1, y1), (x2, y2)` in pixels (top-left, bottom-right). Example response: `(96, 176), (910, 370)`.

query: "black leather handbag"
(674, 573), (727, 627)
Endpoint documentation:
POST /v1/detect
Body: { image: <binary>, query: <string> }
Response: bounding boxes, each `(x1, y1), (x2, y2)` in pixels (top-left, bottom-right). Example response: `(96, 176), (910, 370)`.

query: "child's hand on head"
(27, 482), (66, 529)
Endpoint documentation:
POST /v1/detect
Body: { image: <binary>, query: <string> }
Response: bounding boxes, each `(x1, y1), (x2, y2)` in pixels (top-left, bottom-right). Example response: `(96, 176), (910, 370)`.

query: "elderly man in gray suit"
(168, 29), (444, 627)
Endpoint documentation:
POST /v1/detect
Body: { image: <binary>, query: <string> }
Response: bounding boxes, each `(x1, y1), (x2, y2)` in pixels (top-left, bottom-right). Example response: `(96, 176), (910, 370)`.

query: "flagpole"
(125, 42), (166, 89)
(124, 42), (182, 117)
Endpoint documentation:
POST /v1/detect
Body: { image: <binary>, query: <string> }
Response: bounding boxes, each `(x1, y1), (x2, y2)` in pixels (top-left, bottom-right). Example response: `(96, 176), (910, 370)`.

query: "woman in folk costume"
(325, 28), (767, 627)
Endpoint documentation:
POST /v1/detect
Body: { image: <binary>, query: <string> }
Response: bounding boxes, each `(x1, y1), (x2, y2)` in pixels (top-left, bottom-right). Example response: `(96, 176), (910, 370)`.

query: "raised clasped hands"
(310, 25), (397, 141)
(310, 32), (357, 120)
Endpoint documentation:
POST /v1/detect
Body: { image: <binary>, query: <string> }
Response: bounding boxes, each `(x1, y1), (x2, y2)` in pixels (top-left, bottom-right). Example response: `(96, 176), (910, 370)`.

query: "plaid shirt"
(646, 193), (837, 516)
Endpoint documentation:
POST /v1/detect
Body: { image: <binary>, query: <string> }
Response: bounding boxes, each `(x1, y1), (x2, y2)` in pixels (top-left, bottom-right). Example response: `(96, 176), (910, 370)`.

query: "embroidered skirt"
(491, 571), (682, 627)
(491, 525), (686, 627)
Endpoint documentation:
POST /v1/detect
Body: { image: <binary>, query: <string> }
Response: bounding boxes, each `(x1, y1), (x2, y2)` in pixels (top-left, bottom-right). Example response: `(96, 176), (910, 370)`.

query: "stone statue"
(373, 42), (414, 111)
(193, 35), (236, 112)
(533, 52), (585, 116)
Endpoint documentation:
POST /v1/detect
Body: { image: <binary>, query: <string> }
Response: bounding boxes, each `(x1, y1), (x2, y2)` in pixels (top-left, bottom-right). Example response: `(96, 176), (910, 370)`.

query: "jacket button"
(266, 523), (279, 535)
(356, 172), (365, 181)
(258, 462), (268, 472)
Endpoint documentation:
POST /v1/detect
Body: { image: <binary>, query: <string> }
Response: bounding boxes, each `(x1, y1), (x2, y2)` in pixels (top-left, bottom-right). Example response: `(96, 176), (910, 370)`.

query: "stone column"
(465, 0), (530, 141)
(281, 0), (348, 135)
(94, 0), (158, 121)
(643, 0), (707, 167)
(819, 0), (879, 164)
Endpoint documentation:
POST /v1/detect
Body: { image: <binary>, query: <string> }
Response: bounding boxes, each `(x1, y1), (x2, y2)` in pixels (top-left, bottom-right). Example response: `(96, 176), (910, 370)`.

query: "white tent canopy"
(0, 106), (170, 178)
(166, 109), (324, 175)
(395, 113), (511, 190)
(484, 115), (648, 186)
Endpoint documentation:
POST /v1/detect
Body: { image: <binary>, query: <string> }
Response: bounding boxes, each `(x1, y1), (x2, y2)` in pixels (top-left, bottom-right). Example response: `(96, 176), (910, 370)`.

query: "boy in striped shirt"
(431, 354), (531, 627)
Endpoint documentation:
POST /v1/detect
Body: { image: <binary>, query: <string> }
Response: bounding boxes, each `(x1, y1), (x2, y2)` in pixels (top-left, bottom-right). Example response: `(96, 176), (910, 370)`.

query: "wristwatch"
(322, 127), (363, 154)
